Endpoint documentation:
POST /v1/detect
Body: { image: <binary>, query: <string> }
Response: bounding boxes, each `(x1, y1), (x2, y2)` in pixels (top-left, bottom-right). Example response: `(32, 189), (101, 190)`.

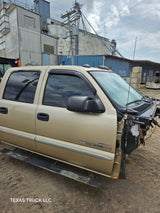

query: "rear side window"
(43, 74), (94, 107)
(3, 71), (40, 103)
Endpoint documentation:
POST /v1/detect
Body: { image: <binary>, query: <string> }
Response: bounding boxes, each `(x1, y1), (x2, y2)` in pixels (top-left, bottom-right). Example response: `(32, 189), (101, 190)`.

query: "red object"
(17, 60), (21, 67)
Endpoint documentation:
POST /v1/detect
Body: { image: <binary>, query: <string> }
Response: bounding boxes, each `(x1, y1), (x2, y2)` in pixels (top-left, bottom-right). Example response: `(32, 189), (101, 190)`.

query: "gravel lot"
(0, 88), (160, 213)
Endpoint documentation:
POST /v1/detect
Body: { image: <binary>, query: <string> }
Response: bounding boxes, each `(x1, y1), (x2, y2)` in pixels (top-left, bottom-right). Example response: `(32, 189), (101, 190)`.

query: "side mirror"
(67, 96), (105, 113)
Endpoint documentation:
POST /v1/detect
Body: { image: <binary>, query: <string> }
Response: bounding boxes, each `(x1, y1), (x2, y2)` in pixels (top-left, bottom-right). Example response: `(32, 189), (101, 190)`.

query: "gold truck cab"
(0, 65), (159, 179)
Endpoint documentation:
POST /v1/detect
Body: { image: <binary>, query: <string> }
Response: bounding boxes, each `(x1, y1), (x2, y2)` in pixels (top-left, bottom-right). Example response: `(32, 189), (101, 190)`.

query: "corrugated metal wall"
(104, 56), (131, 77)
(42, 53), (50, 65)
(58, 55), (104, 67)
(58, 55), (131, 77)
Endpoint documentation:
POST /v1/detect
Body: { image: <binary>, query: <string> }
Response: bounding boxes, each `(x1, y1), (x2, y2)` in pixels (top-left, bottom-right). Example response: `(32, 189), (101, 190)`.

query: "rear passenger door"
(0, 70), (41, 150)
(35, 69), (116, 175)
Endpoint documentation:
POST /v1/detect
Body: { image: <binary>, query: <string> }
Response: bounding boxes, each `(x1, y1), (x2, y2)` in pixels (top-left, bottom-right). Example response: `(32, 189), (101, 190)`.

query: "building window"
(24, 15), (35, 29)
(3, 71), (40, 103)
(44, 44), (54, 54)
(43, 74), (94, 107)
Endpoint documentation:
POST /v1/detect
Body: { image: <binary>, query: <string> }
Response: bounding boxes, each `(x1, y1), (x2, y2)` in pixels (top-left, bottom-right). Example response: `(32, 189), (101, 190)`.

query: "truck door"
(0, 69), (41, 150)
(35, 69), (117, 176)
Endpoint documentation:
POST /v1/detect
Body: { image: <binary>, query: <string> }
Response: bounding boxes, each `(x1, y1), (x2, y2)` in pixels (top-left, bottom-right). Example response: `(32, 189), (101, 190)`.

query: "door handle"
(37, 113), (49, 121)
(0, 107), (8, 114)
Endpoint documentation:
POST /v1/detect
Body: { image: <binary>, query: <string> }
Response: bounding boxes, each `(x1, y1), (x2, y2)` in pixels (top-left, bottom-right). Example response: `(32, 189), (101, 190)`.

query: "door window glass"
(43, 74), (94, 107)
(3, 71), (40, 103)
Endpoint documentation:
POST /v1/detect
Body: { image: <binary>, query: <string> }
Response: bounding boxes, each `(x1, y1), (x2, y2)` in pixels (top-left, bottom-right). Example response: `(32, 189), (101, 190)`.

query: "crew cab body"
(0, 65), (159, 179)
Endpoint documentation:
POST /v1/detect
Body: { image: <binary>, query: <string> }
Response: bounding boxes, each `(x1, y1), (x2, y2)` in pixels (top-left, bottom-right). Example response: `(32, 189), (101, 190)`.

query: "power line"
(129, 0), (146, 11)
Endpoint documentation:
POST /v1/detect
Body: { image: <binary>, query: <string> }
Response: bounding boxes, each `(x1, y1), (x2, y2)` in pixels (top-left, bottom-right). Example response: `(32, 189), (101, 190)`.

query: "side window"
(43, 74), (94, 107)
(3, 71), (40, 103)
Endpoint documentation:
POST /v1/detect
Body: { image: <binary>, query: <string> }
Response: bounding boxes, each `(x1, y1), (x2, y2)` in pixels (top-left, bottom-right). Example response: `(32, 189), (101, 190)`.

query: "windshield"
(90, 71), (143, 108)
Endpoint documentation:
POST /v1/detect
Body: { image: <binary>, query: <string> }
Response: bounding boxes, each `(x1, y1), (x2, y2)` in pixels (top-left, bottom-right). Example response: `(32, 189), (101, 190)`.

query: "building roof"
(131, 60), (160, 67)
(105, 54), (132, 62)
(105, 55), (160, 67)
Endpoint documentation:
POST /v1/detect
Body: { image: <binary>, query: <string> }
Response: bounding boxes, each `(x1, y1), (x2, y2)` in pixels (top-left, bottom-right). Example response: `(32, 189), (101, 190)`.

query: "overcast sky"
(26, 0), (160, 62)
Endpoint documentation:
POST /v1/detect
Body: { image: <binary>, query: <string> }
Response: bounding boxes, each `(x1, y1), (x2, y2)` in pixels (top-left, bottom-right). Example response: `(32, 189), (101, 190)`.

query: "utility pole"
(61, 10), (77, 65)
(73, 1), (81, 56)
(61, 1), (81, 64)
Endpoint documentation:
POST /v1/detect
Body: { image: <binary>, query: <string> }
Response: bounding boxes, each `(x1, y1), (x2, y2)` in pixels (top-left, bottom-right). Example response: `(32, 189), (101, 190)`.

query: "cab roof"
(8, 65), (112, 74)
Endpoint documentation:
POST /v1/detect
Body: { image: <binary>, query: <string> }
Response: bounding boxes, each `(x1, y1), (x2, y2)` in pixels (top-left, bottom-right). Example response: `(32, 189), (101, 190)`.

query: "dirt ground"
(0, 88), (160, 213)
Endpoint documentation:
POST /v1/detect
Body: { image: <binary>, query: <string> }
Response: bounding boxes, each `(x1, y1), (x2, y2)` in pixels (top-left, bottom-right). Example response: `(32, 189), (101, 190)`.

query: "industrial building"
(47, 19), (110, 56)
(131, 60), (160, 84)
(0, 0), (58, 66)
(0, 0), (111, 66)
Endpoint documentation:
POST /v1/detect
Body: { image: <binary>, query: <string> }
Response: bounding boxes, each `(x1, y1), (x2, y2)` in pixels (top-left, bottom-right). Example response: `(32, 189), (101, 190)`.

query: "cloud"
(104, 5), (120, 28)
(139, 31), (160, 49)
(120, 5), (130, 16)
(114, 29), (160, 62)
(80, 0), (97, 13)
(85, 1), (103, 32)
(99, 0), (131, 28)
(132, 0), (160, 20)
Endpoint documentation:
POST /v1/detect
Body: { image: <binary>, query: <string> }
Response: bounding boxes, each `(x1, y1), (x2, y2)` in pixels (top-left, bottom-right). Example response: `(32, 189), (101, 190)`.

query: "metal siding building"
(131, 60), (160, 83)
(58, 55), (131, 78)
(58, 55), (160, 82)
(104, 55), (131, 78)
(58, 55), (104, 68)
